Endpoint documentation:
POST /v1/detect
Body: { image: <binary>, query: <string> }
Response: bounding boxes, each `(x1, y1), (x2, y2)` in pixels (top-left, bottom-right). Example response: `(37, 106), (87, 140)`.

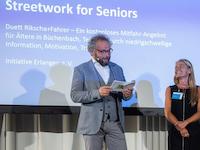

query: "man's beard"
(96, 57), (110, 66)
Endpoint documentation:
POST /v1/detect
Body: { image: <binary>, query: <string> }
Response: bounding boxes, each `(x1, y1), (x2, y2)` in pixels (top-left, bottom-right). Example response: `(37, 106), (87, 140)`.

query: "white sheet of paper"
(111, 80), (135, 92)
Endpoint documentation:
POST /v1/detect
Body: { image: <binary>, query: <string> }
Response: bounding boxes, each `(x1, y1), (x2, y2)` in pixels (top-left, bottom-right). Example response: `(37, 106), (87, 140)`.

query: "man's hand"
(99, 86), (112, 97)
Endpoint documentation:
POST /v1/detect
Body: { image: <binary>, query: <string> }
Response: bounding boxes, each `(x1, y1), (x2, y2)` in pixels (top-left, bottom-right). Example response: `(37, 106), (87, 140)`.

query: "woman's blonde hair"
(174, 59), (198, 106)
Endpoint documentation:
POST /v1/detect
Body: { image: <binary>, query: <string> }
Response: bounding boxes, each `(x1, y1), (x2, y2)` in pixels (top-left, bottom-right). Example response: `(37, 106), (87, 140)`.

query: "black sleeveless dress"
(168, 85), (200, 150)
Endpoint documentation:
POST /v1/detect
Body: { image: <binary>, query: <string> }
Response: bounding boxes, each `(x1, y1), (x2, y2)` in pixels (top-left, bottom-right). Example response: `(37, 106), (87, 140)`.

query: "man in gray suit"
(71, 34), (133, 150)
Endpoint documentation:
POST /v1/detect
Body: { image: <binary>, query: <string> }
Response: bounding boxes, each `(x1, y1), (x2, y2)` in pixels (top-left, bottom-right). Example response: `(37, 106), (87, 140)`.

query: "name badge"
(172, 92), (183, 100)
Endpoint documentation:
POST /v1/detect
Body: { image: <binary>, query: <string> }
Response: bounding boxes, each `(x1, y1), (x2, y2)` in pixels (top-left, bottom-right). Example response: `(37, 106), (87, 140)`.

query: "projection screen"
(0, 0), (200, 108)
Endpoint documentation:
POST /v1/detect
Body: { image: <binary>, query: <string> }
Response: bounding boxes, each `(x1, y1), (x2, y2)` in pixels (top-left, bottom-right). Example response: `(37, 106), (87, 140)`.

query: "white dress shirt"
(92, 58), (110, 84)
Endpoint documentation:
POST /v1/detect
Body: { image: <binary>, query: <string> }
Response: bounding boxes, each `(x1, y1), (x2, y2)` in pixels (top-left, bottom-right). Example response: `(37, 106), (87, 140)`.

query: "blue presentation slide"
(0, 0), (199, 107)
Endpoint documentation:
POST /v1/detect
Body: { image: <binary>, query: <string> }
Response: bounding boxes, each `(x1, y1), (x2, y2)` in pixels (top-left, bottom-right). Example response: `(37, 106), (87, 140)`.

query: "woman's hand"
(180, 128), (190, 138)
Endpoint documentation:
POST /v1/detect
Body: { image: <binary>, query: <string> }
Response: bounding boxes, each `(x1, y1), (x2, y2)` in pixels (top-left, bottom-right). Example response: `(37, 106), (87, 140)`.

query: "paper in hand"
(111, 80), (135, 92)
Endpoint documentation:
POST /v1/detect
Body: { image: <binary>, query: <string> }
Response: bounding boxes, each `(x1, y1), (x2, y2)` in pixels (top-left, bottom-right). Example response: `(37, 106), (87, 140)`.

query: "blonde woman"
(165, 59), (200, 150)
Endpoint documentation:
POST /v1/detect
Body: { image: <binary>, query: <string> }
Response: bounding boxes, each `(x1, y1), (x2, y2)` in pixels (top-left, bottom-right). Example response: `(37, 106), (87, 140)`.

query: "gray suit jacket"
(71, 60), (127, 134)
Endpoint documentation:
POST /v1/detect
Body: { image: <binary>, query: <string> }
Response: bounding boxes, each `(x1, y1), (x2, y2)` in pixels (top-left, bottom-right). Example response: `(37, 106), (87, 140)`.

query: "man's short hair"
(87, 34), (112, 54)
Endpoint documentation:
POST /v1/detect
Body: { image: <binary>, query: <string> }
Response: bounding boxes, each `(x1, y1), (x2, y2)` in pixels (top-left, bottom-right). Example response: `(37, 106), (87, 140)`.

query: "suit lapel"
(88, 60), (101, 88)
(109, 63), (117, 80)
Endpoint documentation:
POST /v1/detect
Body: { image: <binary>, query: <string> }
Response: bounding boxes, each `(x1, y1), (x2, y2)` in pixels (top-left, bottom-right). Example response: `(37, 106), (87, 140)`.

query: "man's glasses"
(96, 48), (113, 54)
